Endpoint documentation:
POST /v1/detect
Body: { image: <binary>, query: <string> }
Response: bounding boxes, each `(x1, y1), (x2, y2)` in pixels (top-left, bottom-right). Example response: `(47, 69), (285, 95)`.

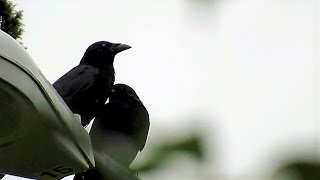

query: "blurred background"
(2, 0), (320, 179)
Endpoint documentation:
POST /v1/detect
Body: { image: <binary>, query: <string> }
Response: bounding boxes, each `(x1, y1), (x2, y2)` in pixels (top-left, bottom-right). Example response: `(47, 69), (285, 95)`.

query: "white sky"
(3, 0), (320, 179)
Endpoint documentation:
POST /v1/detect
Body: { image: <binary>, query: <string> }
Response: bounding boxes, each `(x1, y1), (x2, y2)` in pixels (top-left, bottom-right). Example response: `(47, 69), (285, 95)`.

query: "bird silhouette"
(53, 41), (131, 126)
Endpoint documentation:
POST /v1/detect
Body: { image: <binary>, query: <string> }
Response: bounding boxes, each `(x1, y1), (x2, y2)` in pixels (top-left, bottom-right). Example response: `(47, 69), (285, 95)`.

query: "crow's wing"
(103, 102), (150, 151)
(53, 64), (99, 101)
(133, 104), (150, 151)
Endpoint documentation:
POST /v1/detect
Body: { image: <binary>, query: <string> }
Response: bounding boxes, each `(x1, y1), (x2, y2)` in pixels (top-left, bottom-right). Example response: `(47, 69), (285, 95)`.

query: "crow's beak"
(111, 43), (131, 54)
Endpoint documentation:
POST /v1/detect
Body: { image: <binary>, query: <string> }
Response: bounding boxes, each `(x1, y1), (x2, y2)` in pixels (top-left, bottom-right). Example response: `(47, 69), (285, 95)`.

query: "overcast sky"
(3, 0), (320, 179)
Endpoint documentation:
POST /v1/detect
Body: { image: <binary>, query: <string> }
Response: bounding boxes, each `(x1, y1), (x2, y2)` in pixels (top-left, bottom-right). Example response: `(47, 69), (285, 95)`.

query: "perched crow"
(53, 41), (131, 126)
(74, 84), (150, 180)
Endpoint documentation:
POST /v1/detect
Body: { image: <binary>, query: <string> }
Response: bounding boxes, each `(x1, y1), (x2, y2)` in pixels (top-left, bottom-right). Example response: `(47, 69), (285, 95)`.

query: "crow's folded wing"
(53, 65), (99, 101)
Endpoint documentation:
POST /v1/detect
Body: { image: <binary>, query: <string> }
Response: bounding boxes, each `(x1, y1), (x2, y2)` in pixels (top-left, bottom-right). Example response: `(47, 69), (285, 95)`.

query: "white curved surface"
(0, 30), (95, 179)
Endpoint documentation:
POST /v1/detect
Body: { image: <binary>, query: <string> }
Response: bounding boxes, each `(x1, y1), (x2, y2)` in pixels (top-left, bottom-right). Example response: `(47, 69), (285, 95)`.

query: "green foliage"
(274, 160), (320, 180)
(0, 0), (24, 42)
(133, 133), (205, 173)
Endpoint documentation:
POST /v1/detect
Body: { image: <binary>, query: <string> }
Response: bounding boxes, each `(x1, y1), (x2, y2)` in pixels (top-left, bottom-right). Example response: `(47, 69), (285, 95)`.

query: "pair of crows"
(53, 41), (150, 179)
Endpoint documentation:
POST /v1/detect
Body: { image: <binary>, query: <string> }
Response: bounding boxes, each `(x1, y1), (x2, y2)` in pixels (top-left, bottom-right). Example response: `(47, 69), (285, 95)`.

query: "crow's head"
(109, 84), (140, 103)
(80, 41), (131, 66)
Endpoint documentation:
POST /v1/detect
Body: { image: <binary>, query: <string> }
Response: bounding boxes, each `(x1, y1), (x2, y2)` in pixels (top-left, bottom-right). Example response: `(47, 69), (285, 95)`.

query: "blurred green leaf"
(274, 160), (320, 180)
(133, 133), (204, 173)
(158, 134), (204, 159)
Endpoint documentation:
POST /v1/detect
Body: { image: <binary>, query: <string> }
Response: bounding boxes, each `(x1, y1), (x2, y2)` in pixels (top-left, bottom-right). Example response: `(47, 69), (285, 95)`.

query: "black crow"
(73, 84), (150, 180)
(53, 41), (131, 126)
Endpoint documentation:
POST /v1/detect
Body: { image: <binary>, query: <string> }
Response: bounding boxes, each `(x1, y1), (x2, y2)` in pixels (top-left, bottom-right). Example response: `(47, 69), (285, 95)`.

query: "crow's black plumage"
(53, 41), (131, 126)
(73, 84), (150, 180)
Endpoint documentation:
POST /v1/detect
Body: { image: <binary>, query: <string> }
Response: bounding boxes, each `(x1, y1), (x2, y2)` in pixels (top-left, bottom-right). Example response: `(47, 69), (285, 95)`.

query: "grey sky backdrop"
(3, 0), (320, 179)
